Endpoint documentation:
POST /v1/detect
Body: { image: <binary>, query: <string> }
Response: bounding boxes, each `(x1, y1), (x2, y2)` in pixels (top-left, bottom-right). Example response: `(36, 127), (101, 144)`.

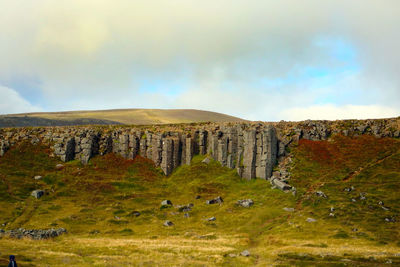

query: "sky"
(0, 0), (399, 121)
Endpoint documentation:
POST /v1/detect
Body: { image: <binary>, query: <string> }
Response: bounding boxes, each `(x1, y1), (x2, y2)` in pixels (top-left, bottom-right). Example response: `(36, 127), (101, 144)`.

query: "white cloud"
(0, 86), (42, 114)
(0, 1), (399, 119)
(280, 104), (400, 121)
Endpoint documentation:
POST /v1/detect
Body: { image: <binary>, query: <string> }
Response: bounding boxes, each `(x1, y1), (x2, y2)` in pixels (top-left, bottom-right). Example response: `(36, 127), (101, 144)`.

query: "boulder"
(55, 164), (64, 170)
(237, 199), (254, 208)
(271, 178), (292, 191)
(31, 190), (44, 199)
(206, 196), (223, 205)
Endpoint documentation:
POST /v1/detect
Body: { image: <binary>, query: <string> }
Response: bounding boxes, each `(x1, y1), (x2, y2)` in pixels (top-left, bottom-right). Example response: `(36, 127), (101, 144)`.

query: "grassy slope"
(4, 109), (245, 125)
(0, 135), (399, 266)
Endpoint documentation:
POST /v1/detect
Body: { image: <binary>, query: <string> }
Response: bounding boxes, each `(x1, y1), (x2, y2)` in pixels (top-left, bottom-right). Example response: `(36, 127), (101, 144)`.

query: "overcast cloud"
(0, 0), (399, 120)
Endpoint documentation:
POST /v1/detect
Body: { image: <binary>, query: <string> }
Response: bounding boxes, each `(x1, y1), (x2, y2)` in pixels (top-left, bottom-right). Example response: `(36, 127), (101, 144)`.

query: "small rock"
(195, 195), (201, 199)
(381, 206), (390, 211)
(202, 157), (211, 164)
(184, 213), (190, 218)
(351, 198), (357, 202)
(240, 250), (250, 257)
(330, 207), (335, 212)
(360, 192), (366, 200)
(283, 207), (295, 212)
(227, 253), (237, 258)
(237, 199), (254, 208)
(329, 213), (335, 217)
(34, 175), (43, 180)
(206, 217), (216, 221)
(31, 190), (44, 199)
(378, 201), (384, 206)
(206, 196), (223, 205)
(163, 220), (174, 227)
(161, 200), (173, 206)
(306, 218), (317, 223)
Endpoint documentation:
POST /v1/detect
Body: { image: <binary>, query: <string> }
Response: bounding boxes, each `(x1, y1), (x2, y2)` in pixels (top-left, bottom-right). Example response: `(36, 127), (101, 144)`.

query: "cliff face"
(0, 117), (399, 179)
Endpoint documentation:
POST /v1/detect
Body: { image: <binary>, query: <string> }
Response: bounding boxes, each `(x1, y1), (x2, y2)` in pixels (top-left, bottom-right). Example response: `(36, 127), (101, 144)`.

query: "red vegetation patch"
(298, 135), (400, 168)
(130, 156), (162, 182)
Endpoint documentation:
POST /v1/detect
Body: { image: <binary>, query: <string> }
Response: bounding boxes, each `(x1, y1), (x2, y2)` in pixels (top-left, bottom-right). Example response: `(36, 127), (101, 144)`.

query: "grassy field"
(0, 135), (399, 266)
(2, 109), (245, 126)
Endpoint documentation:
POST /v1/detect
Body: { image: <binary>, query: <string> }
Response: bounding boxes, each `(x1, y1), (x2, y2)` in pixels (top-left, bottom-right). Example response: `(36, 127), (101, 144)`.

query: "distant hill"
(0, 109), (245, 127)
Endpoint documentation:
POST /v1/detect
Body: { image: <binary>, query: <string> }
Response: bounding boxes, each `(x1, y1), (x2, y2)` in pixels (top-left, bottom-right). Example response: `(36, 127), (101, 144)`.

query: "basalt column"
(242, 130), (256, 180)
(161, 138), (174, 175)
(255, 126), (277, 179)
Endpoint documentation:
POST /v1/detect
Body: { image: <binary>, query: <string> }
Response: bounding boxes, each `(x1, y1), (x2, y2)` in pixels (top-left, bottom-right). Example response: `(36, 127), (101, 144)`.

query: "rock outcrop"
(0, 117), (399, 180)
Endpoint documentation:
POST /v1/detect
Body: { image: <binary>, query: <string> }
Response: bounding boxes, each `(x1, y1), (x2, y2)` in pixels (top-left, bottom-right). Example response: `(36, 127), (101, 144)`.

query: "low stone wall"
(0, 228), (67, 240)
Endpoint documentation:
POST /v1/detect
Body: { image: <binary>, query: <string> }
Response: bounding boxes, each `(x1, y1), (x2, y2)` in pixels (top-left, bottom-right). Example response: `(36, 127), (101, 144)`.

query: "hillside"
(0, 109), (245, 127)
(0, 132), (399, 265)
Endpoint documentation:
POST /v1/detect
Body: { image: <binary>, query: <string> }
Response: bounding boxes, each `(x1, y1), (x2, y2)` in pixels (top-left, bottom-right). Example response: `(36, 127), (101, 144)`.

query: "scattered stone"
(206, 217), (216, 221)
(31, 190), (44, 199)
(161, 200), (173, 206)
(34, 175), (43, 180)
(206, 196), (223, 205)
(163, 220), (174, 227)
(202, 157), (211, 164)
(0, 228), (67, 240)
(315, 191), (327, 198)
(240, 250), (250, 257)
(306, 218), (317, 223)
(237, 199), (254, 208)
(283, 207), (295, 212)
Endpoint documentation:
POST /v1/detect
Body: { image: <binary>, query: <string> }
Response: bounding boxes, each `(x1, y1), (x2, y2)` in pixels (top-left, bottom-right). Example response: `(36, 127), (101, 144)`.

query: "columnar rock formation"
(0, 117), (399, 179)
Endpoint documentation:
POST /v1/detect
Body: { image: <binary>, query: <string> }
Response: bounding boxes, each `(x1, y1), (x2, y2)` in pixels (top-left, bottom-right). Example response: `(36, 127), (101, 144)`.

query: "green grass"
(0, 135), (399, 266)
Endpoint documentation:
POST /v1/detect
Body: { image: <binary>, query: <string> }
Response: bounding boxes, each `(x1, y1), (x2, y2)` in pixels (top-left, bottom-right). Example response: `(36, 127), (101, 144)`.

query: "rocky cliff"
(0, 117), (399, 180)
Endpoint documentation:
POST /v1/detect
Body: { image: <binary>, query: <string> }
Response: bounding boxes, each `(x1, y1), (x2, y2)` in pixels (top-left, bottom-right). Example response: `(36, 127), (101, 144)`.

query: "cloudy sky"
(0, 0), (399, 121)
